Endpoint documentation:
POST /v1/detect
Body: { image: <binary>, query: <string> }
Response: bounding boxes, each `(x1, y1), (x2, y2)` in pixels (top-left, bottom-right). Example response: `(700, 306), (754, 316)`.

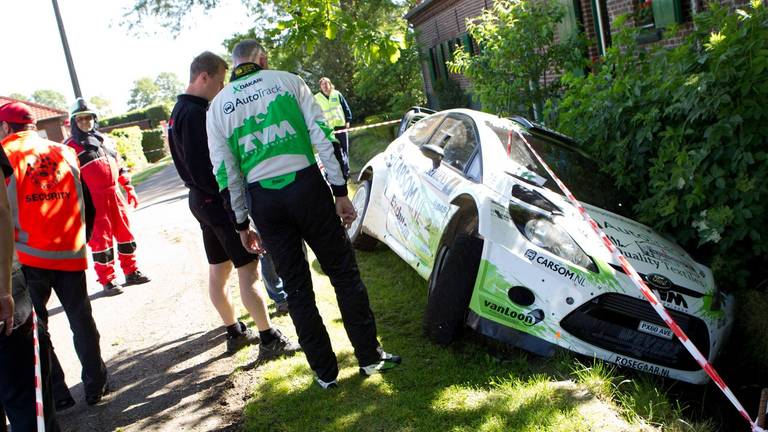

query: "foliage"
(89, 95), (113, 117)
(353, 30), (426, 119)
(30, 89), (68, 110)
(8, 93), (29, 101)
(100, 104), (171, 128)
(432, 78), (469, 110)
(727, 288), (768, 384)
(127, 73), (183, 110)
(108, 126), (148, 171)
(222, 1), (425, 122)
(141, 128), (167, 162)
(551, 1), (768, 288)
(450, 0), (586, 118)
(126, 0), (412, 65)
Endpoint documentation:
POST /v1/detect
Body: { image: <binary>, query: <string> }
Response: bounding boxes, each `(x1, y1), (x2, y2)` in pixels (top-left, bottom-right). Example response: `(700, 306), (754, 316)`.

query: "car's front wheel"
(423, 233), (483, 345)
(347, 179), (378, 250)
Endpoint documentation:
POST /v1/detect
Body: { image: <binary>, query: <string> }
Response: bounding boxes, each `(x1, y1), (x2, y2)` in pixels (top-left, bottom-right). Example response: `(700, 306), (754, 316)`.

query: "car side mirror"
(420, 144), (444, 170)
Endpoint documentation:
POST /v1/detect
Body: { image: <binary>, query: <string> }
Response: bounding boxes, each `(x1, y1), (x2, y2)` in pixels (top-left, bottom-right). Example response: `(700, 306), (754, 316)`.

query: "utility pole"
(52, 0), (82, 99)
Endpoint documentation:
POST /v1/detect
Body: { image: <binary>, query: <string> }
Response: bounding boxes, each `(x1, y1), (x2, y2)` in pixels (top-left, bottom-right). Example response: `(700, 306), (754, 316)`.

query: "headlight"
(511, 205), (596, 272)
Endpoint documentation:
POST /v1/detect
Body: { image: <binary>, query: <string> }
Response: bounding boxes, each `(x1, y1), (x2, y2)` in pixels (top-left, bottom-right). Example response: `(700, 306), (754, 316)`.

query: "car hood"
(529, 186), (714, 294)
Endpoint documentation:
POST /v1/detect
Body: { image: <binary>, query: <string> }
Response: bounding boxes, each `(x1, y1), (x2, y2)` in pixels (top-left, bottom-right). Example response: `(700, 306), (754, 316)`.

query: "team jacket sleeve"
(292, 75), (348, 197)
(207, 109), (251, 231)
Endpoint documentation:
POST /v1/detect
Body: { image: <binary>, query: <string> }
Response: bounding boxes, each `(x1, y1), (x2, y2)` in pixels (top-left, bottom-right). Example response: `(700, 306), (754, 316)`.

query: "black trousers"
(333, 127), (350, 180)
(249, 165), (380, 382)
(22, 266), (108, 401)
(0, 313), (60, 432)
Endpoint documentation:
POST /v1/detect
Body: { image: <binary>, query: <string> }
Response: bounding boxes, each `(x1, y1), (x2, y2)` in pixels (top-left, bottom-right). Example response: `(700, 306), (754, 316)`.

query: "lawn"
(131, 155), (173, 186)
(236, 124), (716, 432)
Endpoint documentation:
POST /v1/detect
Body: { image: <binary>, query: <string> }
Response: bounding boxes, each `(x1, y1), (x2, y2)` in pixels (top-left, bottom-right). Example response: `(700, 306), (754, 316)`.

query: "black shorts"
(189, 190), (258, 268)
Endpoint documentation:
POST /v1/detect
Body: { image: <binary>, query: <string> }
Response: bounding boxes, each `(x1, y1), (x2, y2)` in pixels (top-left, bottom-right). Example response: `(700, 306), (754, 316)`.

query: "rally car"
(346, 107), (734, 384)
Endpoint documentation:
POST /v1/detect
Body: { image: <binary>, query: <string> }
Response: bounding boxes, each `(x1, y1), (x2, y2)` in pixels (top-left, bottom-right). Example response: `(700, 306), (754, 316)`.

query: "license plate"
(637, 320), (674, 340)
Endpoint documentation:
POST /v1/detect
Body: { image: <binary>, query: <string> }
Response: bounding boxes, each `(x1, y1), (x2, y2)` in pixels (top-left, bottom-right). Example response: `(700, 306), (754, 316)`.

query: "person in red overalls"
(64, 98), (150, 294)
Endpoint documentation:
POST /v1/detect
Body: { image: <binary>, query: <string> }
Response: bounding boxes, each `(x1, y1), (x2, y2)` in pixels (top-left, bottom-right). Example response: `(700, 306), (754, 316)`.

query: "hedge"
(108, 126), (147, 171)
(100, 104), (171, 128)
(141, 128), (167, 163)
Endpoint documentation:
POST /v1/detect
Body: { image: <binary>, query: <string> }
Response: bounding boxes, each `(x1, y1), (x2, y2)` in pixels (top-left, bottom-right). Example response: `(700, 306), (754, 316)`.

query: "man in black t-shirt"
(169, 51), (299, 357)
(0, 110), (60, 431)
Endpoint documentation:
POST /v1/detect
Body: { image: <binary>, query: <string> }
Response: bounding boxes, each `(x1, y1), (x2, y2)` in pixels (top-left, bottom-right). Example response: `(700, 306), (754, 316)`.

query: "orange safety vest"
(1, 131), (88, 271)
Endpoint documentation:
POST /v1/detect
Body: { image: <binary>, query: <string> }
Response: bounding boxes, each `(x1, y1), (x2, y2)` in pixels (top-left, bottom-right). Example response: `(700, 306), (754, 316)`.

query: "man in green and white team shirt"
(207, 40), (401, 389)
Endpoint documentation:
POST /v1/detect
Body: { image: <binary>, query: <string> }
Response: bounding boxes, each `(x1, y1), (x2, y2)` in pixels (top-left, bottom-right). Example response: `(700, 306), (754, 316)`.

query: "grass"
(131, 155), (173, 186)
(236, 128), (714, 432)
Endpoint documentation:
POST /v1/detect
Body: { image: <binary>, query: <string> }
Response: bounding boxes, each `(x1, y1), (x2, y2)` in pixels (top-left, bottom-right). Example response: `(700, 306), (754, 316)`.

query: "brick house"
(405, 0), (751, 109)
(0, 96), (69, 142)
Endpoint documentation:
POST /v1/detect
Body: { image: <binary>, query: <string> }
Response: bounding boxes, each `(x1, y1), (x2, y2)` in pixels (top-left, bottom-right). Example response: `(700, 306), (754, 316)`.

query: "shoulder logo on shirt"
(28, 155), (64, 191)
(223, 85), (283, 115)
(232, 78), (263, 94)
(223, 102), (235, 115)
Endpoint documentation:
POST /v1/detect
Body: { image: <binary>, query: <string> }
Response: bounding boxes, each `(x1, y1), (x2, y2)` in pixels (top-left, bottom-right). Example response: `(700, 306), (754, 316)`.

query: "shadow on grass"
(239, 248), (598, 432)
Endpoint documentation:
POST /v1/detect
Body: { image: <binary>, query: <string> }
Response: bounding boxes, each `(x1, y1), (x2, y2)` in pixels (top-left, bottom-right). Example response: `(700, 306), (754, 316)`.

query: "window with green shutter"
(427, 47), (438, 81)
(440, 41), (451, 77)
(652, 0), (684, 28)
(558, 0), (581, 42)
(461, 33), (473, 55)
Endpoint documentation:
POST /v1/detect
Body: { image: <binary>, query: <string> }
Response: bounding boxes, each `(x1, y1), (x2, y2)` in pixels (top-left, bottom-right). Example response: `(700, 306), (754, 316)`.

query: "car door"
(386, 113), (482, 270)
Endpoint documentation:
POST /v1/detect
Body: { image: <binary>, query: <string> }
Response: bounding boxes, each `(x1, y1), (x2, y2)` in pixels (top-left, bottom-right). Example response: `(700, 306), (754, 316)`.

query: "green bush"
(108, 126), (147, 172)
(551, 1), (768, 289)
(450, 0), (585, 118)
(432, 79), (469, 110)
(100, 103), (171, 128)
(141, 129), (167, 163)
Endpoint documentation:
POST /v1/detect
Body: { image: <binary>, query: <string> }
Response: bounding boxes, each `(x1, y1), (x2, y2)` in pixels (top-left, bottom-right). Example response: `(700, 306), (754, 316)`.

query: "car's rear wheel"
(423, 233), (484, 345)
(347, 179), (378, 250)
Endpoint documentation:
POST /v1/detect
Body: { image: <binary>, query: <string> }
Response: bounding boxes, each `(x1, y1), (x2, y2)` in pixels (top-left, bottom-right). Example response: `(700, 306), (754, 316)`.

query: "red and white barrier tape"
(32, 309), (45, 432)
(514, 131), (765, 432)
(334, 119), (400, 134)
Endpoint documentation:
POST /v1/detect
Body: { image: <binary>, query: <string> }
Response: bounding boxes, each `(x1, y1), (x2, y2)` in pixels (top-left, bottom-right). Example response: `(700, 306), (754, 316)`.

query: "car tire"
(347, 179), (378, 250)
(423, 233), (483, 345)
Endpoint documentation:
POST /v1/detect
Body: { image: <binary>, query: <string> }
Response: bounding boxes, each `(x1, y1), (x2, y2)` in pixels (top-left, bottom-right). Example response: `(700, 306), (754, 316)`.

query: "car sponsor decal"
(484, 300), (544, 326)
(613, 355), (671, 378)
(525, 250), (585, 286)
(637, 320), (674, 340)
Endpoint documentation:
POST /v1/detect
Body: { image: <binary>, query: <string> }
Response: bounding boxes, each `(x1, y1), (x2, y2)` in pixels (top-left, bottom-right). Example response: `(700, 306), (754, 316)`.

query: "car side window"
(407, 115), (443, 146)
(427, 115), (479, 172)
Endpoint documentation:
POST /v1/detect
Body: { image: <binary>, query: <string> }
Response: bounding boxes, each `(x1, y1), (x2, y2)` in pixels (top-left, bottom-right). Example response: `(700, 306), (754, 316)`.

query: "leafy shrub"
(551, 1), (768, 288)
(432, 79), (469, 110)
(108, 126), (147, 171)
(451, 0), (585, 118)
(141, 128), (167, 162)
(101, 103), (171, 128)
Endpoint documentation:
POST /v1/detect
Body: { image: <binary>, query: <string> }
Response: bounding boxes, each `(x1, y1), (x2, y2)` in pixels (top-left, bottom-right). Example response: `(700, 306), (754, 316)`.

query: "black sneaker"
(359, 351), (402, 376)
(124, 270), (151, 286)
(55, 396), (76, 412)
(102, 281), (124, 296)
(258, 329), (301, 361)
(85, 382), (110, 406)
(226, 327), (260, 354)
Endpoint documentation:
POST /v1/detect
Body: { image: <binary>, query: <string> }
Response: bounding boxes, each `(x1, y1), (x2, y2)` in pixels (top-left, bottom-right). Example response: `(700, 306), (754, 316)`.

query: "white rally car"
(347, 107), (733, 384)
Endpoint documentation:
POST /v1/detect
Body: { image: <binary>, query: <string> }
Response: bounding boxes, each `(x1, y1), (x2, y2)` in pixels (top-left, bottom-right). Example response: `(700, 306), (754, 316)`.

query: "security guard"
(314, 77), (352, 180)
(1, 102), (111, 409)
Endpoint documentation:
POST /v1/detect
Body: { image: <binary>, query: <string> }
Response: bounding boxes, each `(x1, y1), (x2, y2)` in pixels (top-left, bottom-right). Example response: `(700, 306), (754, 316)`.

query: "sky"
(0, 0), (256, 114)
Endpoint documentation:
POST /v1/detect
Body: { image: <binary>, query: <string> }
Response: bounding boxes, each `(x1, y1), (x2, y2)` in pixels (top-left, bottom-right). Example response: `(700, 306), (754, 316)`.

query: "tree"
(126, 0), (409, 64)
(127, 77), (159, 110)
(154, 72), (184, 104)
(31, 89), (68, 110)
(89, 95), (113, 117)
(450, 0), (585, 119)
(8, 93), (28, 101)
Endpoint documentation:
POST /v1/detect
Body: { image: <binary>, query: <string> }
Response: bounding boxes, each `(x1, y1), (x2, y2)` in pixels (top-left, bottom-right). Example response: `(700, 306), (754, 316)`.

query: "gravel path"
(47, 165), (256, 431)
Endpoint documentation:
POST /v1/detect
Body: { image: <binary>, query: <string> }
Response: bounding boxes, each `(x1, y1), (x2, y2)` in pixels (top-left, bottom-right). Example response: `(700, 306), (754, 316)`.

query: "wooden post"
(758, 388), (767, 428)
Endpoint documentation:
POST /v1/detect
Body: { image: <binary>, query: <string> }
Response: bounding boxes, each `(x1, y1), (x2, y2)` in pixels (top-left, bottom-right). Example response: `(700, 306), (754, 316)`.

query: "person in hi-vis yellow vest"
(314, 77), (352, 180)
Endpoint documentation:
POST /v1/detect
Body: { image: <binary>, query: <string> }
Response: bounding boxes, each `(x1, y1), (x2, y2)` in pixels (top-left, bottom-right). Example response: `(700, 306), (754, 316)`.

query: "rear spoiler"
(397, 107), (438, 137)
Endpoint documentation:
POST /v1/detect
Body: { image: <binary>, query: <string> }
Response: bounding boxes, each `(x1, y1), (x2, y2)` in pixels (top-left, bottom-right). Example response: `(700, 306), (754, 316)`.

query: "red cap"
(0, 102), (35, 124)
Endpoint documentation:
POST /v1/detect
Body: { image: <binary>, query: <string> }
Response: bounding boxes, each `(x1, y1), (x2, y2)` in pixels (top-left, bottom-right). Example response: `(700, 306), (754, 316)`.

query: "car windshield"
(487, 120), (632, 216)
